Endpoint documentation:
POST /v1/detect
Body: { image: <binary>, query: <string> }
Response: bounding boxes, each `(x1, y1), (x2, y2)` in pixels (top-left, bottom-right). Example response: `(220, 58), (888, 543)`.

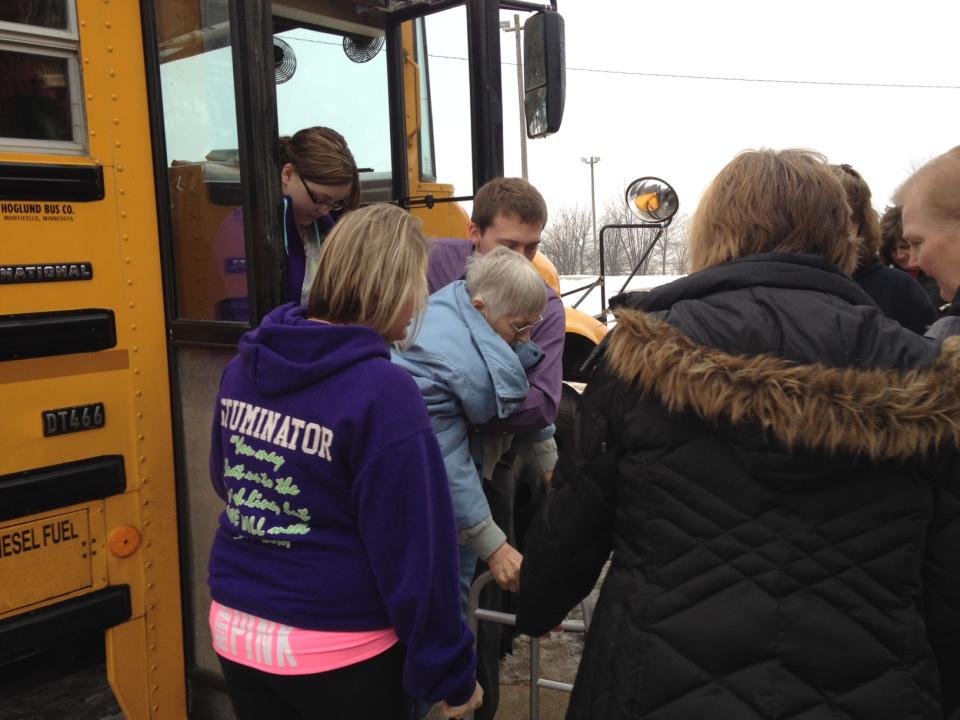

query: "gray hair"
(465, 246), (547, 321)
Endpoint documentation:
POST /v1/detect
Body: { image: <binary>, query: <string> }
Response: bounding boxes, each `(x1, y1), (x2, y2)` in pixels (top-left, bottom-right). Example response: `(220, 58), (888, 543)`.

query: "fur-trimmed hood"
(607, 308), (960, 461)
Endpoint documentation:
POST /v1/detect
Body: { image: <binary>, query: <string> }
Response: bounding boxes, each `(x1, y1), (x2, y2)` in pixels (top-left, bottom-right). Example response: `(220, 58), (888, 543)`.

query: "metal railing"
(464, 571), (593, 720)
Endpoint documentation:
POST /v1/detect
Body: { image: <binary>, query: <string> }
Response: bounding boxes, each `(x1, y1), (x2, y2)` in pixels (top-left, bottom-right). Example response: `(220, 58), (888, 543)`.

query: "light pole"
(500, 15), (527, 180)
(581, 156), (600, 272)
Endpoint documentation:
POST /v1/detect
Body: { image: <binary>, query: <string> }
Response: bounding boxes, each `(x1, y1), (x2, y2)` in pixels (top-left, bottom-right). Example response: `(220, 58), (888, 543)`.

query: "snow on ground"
(558, 274), (682, 318)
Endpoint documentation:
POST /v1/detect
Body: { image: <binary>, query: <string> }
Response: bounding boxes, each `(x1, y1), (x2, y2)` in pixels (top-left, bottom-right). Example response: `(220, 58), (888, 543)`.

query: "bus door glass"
(273, 20), (391, 203)
(422, 7), (473, 204)
(155, 0), (245, 323)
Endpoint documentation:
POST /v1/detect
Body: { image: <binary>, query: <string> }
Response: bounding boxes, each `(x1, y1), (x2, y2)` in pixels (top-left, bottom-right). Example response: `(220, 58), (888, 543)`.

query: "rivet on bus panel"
(137, 413), (144, 419)
(130, 323), (136, 330)
(126, 280), (133, 286)
(128, 302), (135, 308)
(142, 499), (150, 506)
(111, 94), (118, 101)
(112, 118), (119, 124)
(109, 70), (116, 77)
(107, 46), (113, 52)
(122, 234), (129, 241)
(117, 165), (124, 172)
(132, 346), (139, 352)
(87, 95), (93, 101)
(135, 391), (142, 397)
(105, 21), (111, 28)
(139, 456), (146, 463)
(120, 211), (127, 218)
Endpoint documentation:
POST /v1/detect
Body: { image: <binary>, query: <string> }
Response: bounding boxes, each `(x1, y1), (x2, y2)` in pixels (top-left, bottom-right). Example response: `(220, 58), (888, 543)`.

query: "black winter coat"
(517, 253), (960, 720)
(854, 260), (938, 334)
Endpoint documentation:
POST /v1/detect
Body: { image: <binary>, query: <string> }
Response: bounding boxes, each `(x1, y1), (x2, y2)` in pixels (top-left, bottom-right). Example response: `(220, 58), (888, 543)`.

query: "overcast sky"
(427, 0), (960, 224)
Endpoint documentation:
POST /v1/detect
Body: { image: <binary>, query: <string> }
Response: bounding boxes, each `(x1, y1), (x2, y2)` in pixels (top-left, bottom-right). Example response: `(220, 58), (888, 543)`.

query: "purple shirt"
(427, 238), (564, 433)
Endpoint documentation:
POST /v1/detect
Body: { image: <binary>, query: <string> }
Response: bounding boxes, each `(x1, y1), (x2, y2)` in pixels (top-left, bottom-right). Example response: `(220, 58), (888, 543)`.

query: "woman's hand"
(441, 681), (483, 718)
(487, 542), (522, 593)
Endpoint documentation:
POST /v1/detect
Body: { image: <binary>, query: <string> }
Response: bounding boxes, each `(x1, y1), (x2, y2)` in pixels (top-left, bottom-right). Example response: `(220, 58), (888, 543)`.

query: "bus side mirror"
(523, 10), (565, 138)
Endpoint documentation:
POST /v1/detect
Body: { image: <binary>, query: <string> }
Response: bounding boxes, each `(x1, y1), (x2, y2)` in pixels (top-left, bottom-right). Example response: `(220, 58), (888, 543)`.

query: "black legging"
(218, 642), (413, 720)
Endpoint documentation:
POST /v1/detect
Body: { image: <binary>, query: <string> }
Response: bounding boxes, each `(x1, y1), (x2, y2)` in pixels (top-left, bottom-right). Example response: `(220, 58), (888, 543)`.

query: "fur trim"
(606, 309), (960, 460)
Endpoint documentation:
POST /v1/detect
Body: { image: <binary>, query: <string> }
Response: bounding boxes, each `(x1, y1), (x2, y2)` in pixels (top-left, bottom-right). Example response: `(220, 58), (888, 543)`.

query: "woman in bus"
(207, 204), (482, 719)
(279, 126), (360, 305)
(212, 126), (360, 319)
(517, 149), (960, 719)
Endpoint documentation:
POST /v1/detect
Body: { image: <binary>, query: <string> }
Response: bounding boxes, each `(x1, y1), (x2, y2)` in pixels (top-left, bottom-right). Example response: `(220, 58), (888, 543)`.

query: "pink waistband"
(210, 601), (399, 675)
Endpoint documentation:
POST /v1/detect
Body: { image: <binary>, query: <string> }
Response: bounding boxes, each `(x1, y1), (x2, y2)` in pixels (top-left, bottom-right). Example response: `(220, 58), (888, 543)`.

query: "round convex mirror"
(625, 177), (679, 223)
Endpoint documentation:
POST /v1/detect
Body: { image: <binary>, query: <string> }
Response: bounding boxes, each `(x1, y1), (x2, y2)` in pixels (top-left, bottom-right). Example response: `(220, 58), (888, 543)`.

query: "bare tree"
(542, 202), (691, 277)
(598, 198), (667, 276)
(540, 205), (594, 274)
(665, 214), (690, 274)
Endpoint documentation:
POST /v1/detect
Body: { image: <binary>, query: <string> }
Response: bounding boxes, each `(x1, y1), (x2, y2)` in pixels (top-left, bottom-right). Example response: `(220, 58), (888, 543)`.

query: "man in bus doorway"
(427, 177), (565, 720)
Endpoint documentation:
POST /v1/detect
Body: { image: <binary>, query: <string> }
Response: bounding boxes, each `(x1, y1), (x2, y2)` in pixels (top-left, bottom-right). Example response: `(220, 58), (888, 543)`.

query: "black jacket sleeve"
(924, 451), (960, 719)
(516, 365), (623, 637)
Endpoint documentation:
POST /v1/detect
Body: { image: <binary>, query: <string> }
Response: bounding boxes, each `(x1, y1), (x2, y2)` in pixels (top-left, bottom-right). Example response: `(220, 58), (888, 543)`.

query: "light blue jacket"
(392, 281), (542, 562)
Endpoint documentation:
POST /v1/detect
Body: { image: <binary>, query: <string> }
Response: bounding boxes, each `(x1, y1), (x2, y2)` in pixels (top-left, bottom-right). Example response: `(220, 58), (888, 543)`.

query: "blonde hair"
(278, 127), (360, 210)
(894, 146), (960, 225)
(465, 246), (547, 320)
(689, 149), (856, 274)
(307, 204), (428, 341)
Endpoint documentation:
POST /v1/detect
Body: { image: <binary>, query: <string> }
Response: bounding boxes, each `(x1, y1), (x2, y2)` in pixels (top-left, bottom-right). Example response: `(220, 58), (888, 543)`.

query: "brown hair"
(307, 204), (428, 341)
(689, 149), (855, 274)
(278, 127), (360, 210)
(879, 205), (903, 266)
(471, 177), (548, 232)
(894, 145), (960, 225)
(831, 163), (881, 267)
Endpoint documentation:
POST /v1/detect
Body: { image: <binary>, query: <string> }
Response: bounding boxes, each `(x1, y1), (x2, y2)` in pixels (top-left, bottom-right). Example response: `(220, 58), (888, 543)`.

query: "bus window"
(153, 0), (247, 322)
(423, 6), (473, 201)
(274, 22), (392, 204)
(0, 1), (84, 153)
(412, 18), (436, 183)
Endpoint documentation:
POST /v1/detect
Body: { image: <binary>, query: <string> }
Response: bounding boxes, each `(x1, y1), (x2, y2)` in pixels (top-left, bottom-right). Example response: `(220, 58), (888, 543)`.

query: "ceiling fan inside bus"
(343, 33), (384, 63)
(274, 37), (297, 83)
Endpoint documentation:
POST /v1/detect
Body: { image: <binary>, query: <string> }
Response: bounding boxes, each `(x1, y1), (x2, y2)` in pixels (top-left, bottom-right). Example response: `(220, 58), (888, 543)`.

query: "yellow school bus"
(0, 1), (599, 717)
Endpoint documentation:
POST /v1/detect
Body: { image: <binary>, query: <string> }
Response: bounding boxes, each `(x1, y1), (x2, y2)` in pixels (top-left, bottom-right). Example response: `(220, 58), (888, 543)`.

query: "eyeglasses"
(510, 314), (543, 337)
(299, 173), (347, 212)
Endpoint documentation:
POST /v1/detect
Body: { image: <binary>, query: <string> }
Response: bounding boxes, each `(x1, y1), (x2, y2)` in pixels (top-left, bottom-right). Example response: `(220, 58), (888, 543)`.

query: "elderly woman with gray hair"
(392, 246), (550, 611)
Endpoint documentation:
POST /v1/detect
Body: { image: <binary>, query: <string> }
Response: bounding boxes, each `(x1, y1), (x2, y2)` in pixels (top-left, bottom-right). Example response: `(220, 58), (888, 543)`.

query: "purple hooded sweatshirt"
(207, 303), (476, 705)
